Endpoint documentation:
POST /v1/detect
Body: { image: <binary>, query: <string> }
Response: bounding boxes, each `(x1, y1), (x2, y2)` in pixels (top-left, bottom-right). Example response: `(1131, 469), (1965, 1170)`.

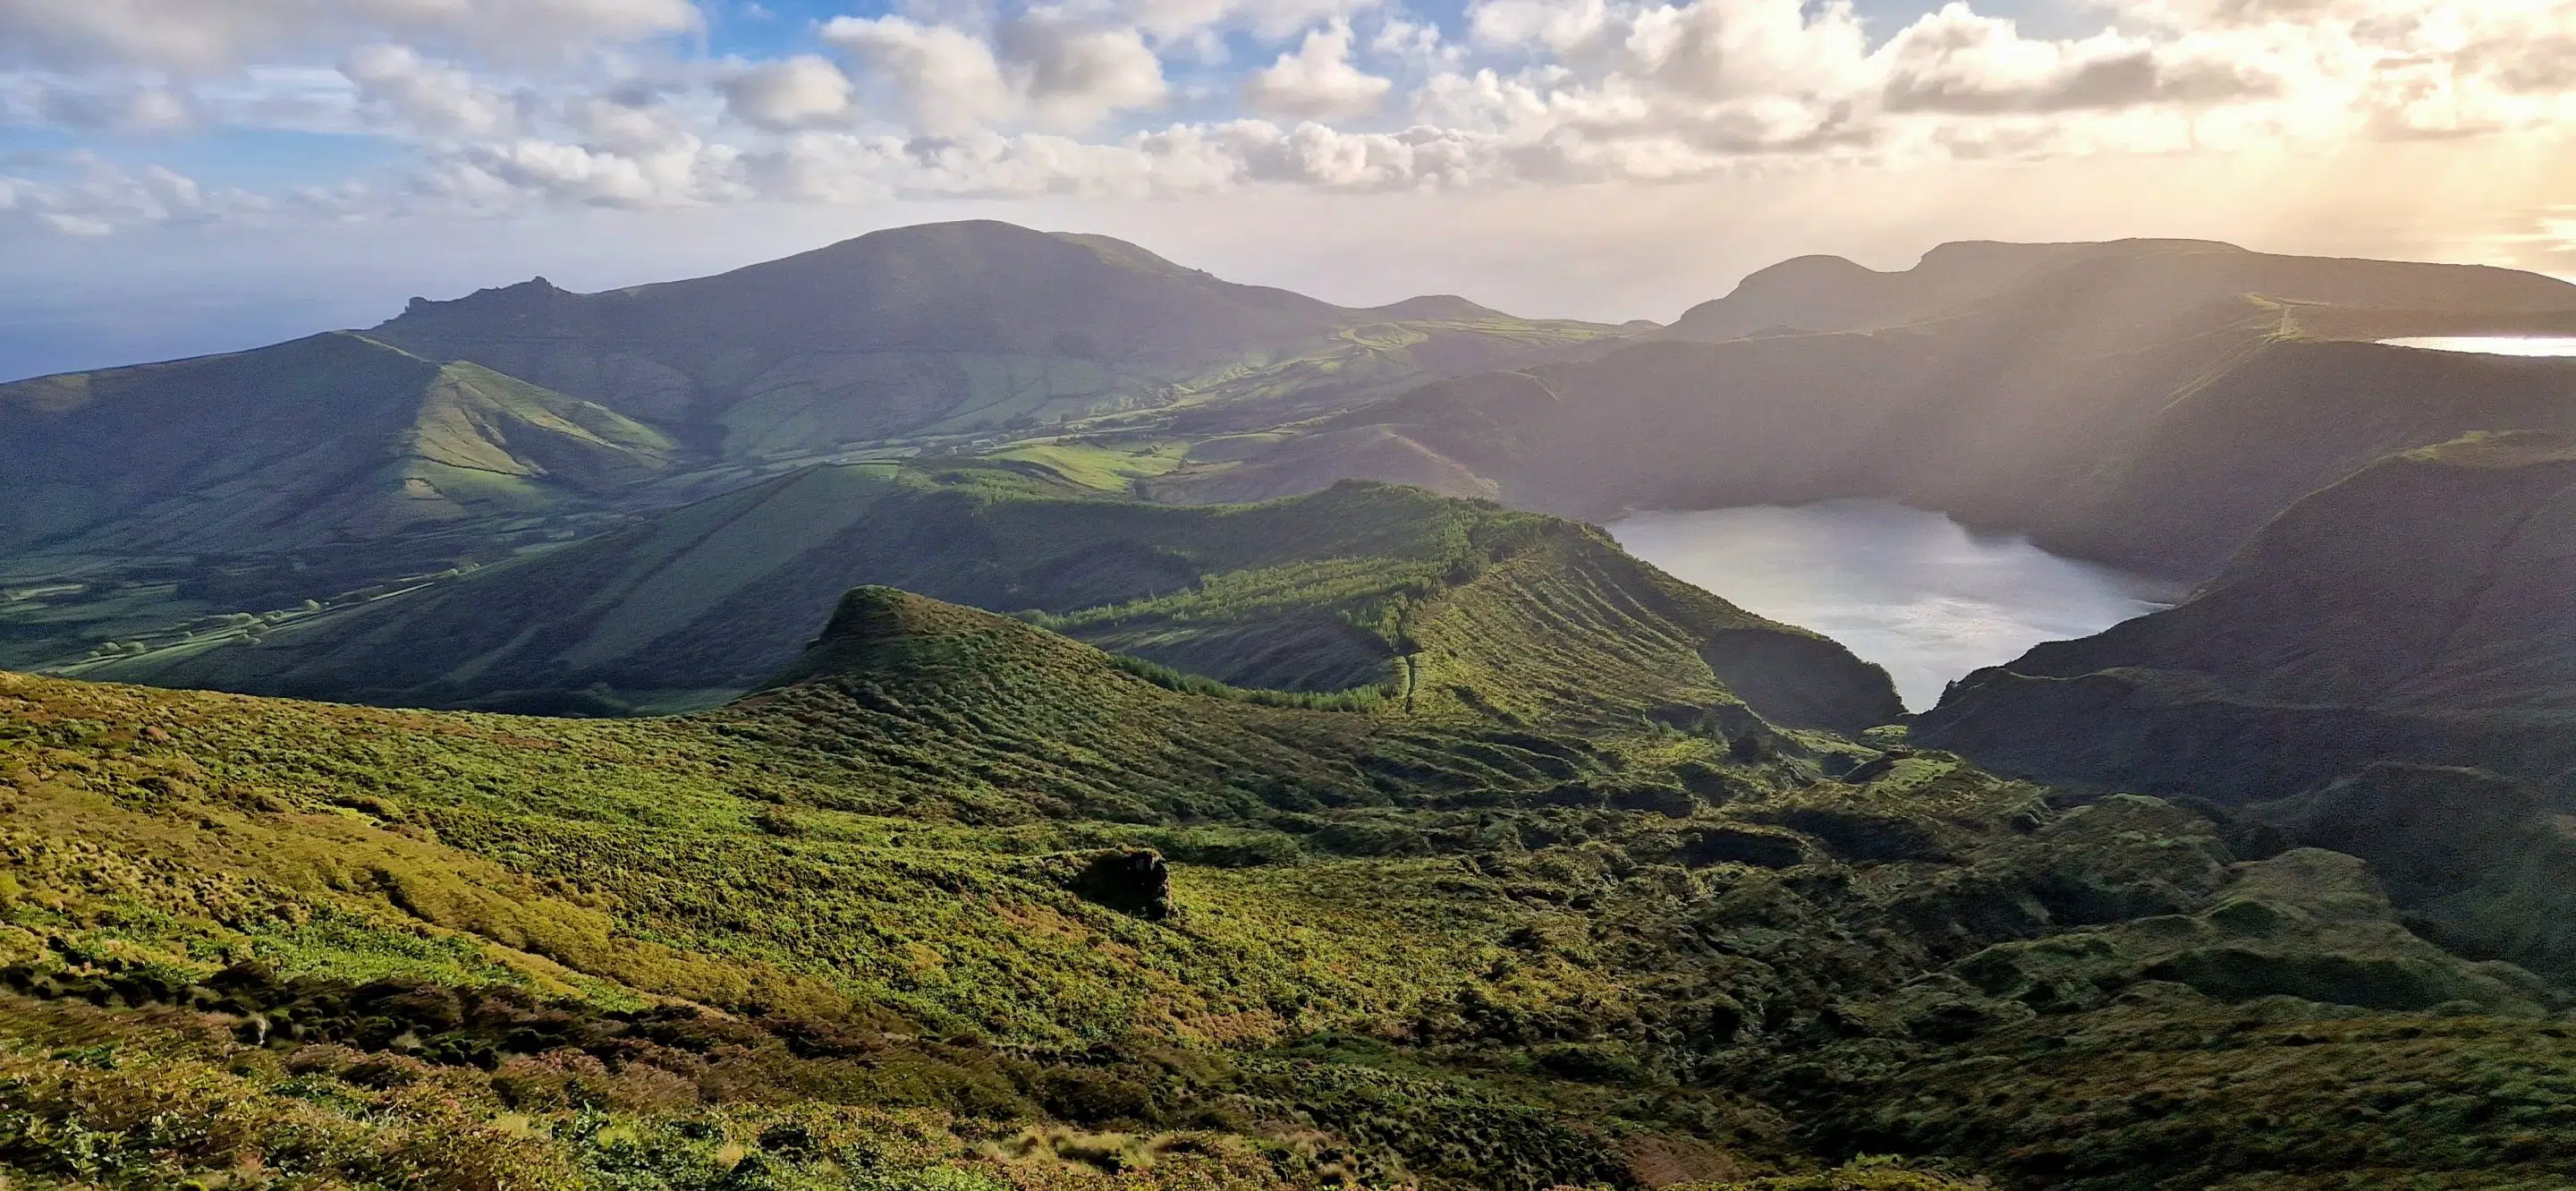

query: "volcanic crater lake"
(1609, 500), (2186, 712)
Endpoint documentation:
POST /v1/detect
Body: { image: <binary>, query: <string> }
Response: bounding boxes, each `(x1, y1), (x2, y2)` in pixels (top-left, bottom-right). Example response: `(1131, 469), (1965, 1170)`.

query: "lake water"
(2379, 336), (2576, 357)
(1610, 500), (2186, 711)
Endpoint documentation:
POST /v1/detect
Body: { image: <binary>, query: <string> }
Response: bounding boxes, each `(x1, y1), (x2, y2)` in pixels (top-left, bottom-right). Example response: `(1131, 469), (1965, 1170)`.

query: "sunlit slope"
(68, 466), (1903, 730)
(0, 331), (676, 555)
(369, 219), (1624, 456)
(6, 615), (2574, 1187)
(1185, 246), (2576, 579)
(1919, 431), (2576, 798)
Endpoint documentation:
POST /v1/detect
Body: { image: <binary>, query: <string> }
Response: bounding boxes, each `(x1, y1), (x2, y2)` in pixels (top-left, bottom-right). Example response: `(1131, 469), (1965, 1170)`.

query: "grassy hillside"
(369, 220), (1627, 460)
(9, 585), (2576, 1188)
(62, 467), (1904, 735)
(0, 332), (675, 557)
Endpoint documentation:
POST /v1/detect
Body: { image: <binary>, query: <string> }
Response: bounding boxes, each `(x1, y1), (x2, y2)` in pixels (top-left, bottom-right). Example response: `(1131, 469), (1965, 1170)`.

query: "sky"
(4, 0), (2575, 380)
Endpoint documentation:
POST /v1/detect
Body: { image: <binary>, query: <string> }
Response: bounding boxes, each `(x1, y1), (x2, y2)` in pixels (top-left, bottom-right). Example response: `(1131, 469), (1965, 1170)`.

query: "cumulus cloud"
(724, 55), (856, 131)
(1370, 16), (1456, 72)
(424, 132), (746, 209)
(996, 16), (1170, 127)
(342, 44), (519, 138)
(1242, 21), (1392, 118)
(826, 13), (1167, 132)
(824, 15), (1021, 135)
(1878, 7), (2276, 115)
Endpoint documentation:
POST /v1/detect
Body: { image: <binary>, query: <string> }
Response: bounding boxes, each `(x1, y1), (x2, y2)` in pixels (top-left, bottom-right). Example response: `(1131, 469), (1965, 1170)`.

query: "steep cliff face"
(1916, 432), (2576, 802)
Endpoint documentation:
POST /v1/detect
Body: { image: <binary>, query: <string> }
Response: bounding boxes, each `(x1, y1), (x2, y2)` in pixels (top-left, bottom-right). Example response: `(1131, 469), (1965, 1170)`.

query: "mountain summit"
(367, 219), (1615, 455)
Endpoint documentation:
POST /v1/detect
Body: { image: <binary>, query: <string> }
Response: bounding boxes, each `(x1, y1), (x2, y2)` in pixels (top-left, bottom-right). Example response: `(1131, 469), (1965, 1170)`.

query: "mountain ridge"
(1666, 237), (2576, 341)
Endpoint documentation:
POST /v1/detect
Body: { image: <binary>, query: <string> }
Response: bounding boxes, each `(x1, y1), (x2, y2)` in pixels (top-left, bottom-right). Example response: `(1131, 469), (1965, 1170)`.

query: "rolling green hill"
(8, 582), (2576, 1189)
(0, 331), (675, 557)
(59, 466), (1905, 735)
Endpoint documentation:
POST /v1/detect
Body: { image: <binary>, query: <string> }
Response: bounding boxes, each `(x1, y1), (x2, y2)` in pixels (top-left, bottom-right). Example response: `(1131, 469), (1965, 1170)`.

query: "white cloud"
(1878, 7), (2275, 115)
(724, 55), (856, 131)
(826, 13), (1167, 133)
(1370, 16), (1457, 72)
(0, 0), (701, 73)
(570, 93), (705, 155)
(997, 16), (1171, 127)
(1242, 21), (1393, 118)
(342, 44), (519, 138)
(825, 15), (1021, 135)
(426, 133), (745, 209)
(1466, 0), (1616, 58)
